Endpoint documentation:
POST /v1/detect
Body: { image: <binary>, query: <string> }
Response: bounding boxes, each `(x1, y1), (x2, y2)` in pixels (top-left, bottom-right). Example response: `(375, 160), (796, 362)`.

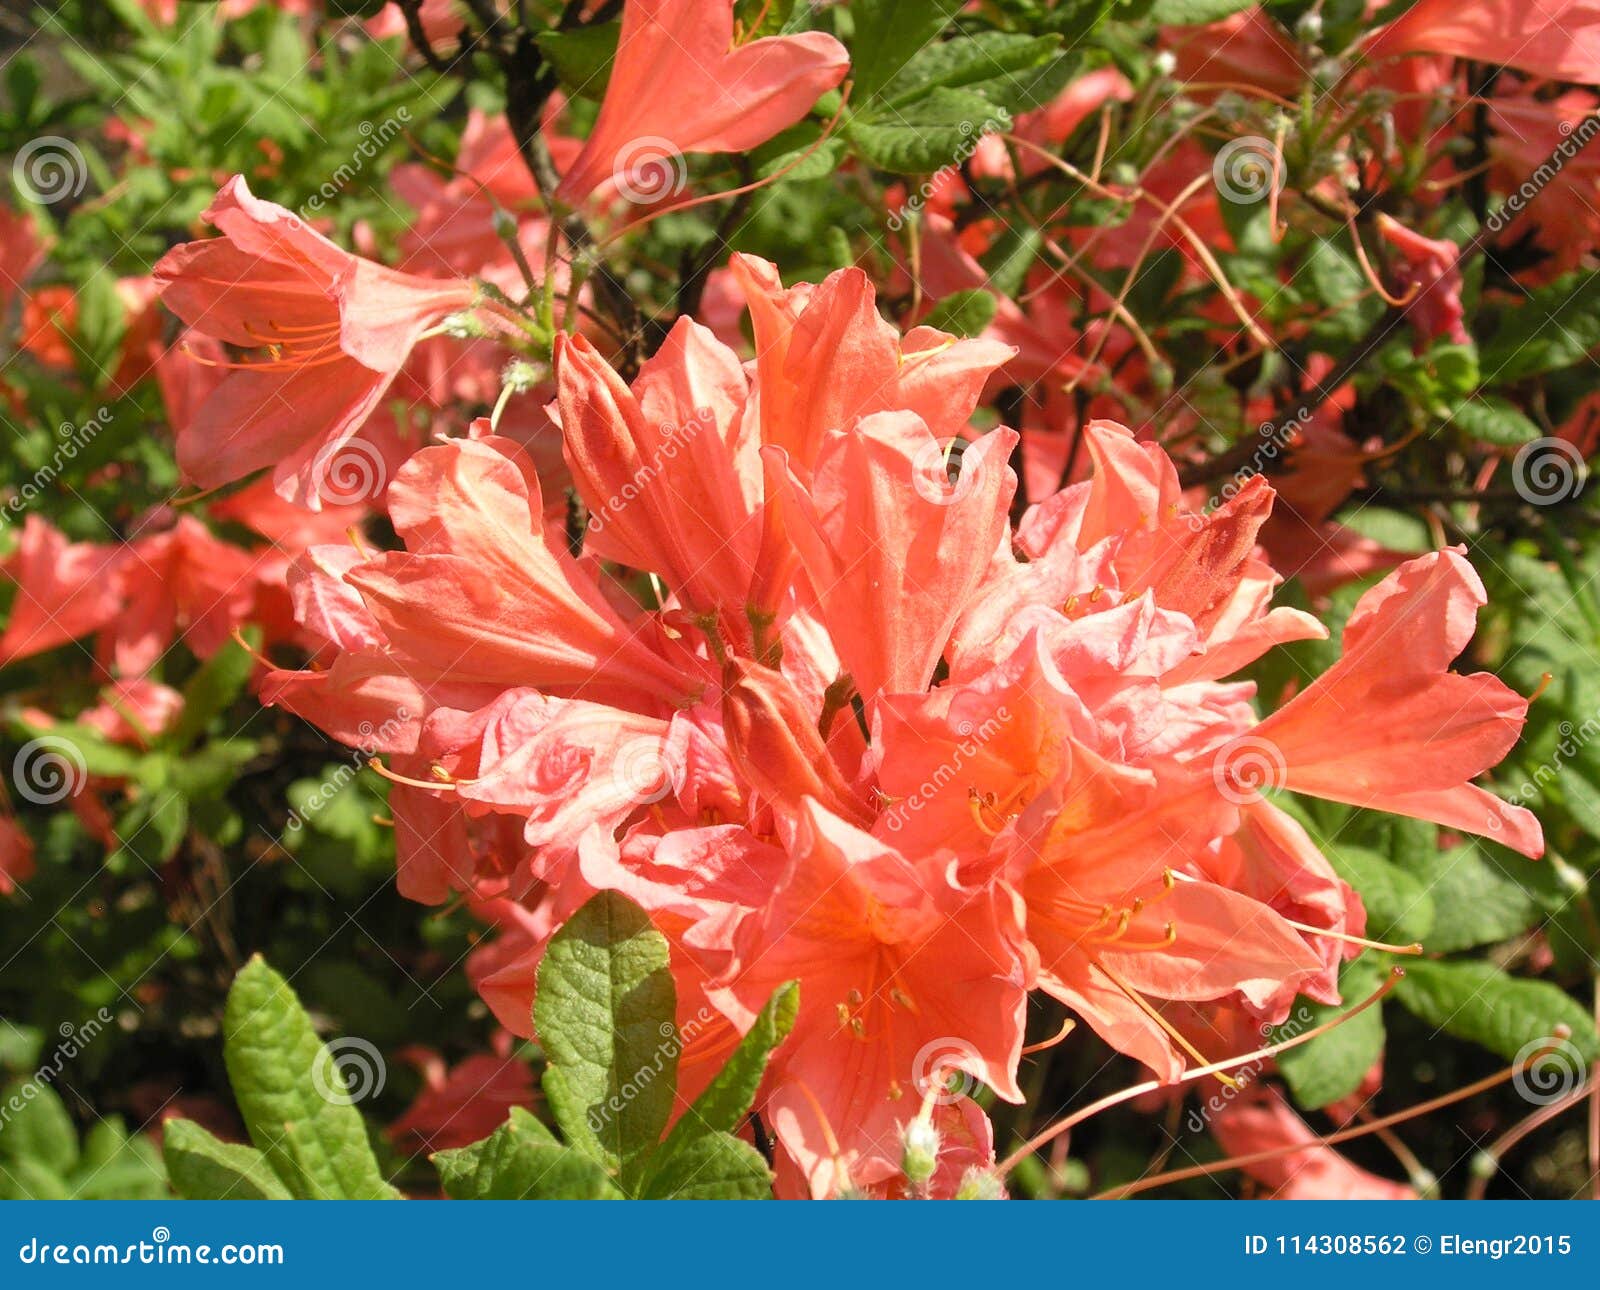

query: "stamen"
(1020, 1017), (1078, 1056)
(367, 758), (460, 793)
(1096, 1042), (1562, 1200)
(228, 627), (276, 670)
(1283, 919), (1423, 956)
(1094, 958), (1238, 1087)
(968, 788), (1004, 837)
(997, 968), (1407, 1176)
(1112, 922), (1179, 951)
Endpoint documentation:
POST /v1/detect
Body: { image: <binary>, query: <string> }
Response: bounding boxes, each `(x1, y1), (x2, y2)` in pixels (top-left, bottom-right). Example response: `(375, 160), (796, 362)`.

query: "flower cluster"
(5, 0), (1593, 1203)
(234, 248), (1538, 1194)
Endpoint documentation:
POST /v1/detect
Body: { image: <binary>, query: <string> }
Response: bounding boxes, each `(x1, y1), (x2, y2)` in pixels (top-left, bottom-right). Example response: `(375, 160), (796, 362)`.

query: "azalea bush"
(2, 0), (1600, 1202)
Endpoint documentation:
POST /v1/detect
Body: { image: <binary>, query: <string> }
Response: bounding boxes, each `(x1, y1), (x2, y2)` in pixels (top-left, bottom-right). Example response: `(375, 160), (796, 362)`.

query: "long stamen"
(1283, 918), (1423, 956)
(996, 967), (1405, 1176)
(367, 758), (462, 792)
(1109, 922), (1178, 951)
(1095, 1046), (1567, 1199)
(1094, 958), (1238, 1087)
(1020, 1017), (1077, 1056)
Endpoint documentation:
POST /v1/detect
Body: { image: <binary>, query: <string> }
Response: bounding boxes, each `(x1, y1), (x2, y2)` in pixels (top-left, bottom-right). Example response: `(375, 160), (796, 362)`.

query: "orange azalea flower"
(554, 0), (848, 207)
(154, 176), (483, 508)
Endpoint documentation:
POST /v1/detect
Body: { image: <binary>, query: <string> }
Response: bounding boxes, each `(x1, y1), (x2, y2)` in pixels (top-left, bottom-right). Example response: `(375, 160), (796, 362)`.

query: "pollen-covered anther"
(967, 787), (1010, 836)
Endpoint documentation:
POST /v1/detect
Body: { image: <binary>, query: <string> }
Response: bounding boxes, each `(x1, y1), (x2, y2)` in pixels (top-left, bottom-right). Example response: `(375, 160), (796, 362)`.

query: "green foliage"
(0, 1080), (165, 1199)
(435, 891), (797, 1201)
(1275, 956), (1389, 1110)
(165, 956), (400, 1200)
(1395, 961), (1600, 1066)
(164, 900), (796, 1201)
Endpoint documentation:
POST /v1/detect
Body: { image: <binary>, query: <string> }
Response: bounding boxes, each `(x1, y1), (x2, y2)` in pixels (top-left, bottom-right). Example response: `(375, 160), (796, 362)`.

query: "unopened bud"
(902, 1118), (941, 1186)
(1152, 50), (1176, 78)
(720, 659), (873, 828)
(1295, 11), (1323, 43)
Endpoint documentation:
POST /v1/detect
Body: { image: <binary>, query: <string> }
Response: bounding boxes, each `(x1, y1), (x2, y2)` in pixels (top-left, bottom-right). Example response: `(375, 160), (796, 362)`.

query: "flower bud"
(720, 659), (873, 827)
(902, 1118), (941, 1187)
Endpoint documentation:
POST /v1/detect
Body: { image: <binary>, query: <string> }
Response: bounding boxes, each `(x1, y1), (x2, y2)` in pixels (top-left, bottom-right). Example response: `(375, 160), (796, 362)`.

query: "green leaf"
(847, 89), (1010, 175)
(979, 223), (1043, 299)
(879, 32), (1063, 109)
(1395, 960), (1600, 1064)
(72, 1118), (166, 1199)
(750, 123), (848, 182)
(642, 1130), (773, 1199)
(0, 1079), (78, 1177)
(1302, 236), (1385, 347)
(1480, 271), (1600, 382)
(848, 0), (967, 103)
(1326, 846), (1435, 945)
(1450, 395), (1542, 446)
(534, 891), (678, 1194)
(1149, 0), (1256, 22)
(73, 271), (127, 389)
(222, 956), (399, 1200)
(433, 1107), (622, 1200)
(535, 23), (619, 102)
(1394, 844), (1544, 954)
(923, 289), (998, 338)
(1275, 956), (1388, 1110)
(654, 981), (797, 1173)
(166, 632), (256, 749)
(10, 720), (143, 780)
(0, 1157), (70, 1199)
(162, 1118), (292, 1200)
